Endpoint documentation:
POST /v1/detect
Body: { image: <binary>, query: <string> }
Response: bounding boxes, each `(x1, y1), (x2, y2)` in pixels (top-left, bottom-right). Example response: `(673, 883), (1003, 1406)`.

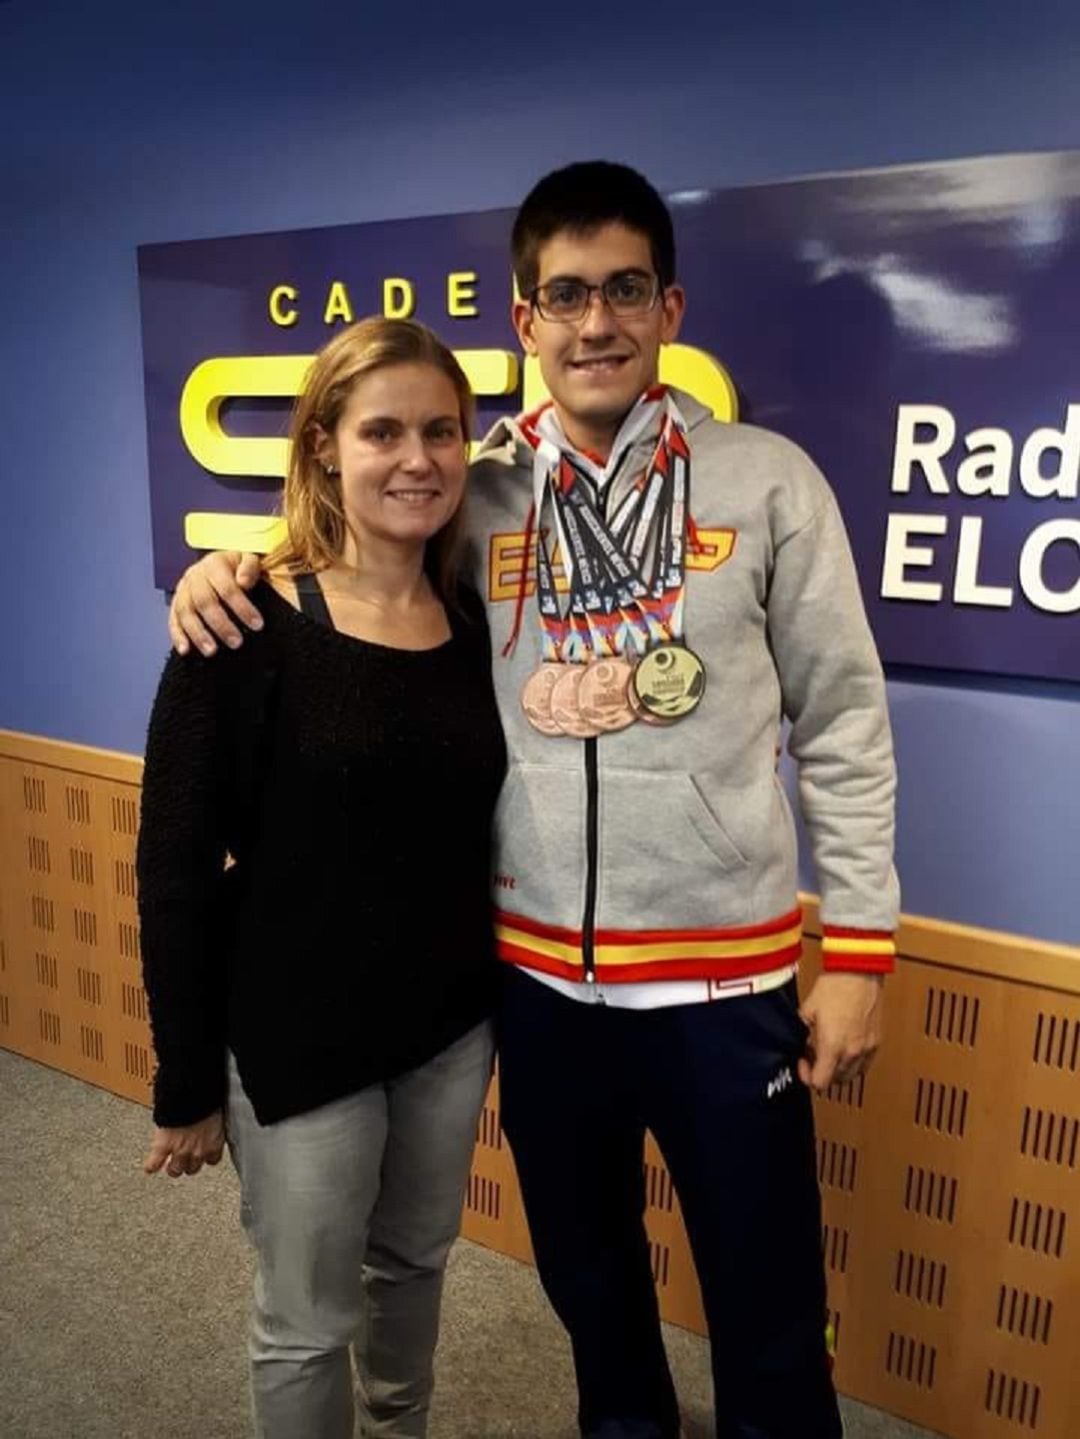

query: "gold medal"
(631, 644), (707, 723)
(577, 658), (636, 733)
(549, 666), (602, 738)
(626, 673), (675, 727)
(521, 663), (566, 736)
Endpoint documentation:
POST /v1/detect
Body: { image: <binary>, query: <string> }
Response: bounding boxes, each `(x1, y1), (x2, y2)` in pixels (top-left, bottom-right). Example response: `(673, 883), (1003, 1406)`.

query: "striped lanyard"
(524, 388), (692, 664)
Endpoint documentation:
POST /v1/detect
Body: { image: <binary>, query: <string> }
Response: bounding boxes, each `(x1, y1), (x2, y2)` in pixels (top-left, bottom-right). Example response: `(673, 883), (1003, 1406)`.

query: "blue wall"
(2, 0), (1078, 944)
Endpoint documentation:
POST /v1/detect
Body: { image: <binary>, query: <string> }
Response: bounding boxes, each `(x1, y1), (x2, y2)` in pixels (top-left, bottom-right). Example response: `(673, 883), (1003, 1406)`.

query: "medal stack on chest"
(520, 388), (706, 739)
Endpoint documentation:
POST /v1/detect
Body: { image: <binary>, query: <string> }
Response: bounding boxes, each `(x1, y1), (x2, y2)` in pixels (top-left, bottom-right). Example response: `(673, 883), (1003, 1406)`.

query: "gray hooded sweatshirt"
(461, 388), (899, 986)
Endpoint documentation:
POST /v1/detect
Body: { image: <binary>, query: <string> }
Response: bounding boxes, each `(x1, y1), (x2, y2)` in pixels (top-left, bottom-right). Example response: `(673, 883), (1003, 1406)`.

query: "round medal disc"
(521, 663), (566, 736)
(631, 644), (707, 722)
(626, 671), (676, 726)
(549, 666), (603, 739)
(577, 657), (636, 733)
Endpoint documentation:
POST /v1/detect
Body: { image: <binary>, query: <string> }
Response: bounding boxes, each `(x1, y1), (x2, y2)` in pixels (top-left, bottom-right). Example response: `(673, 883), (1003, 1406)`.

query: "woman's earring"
(323, 461), (338, 476)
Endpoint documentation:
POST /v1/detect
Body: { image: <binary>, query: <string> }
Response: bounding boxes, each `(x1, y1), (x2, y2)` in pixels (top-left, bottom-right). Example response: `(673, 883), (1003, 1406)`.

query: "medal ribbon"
(558, 484), (611, 661)
(533, 515), (569, 662)
(520, 389), (693, 665)
(635, 413), (691, 644)
(562, 480), (650, 658)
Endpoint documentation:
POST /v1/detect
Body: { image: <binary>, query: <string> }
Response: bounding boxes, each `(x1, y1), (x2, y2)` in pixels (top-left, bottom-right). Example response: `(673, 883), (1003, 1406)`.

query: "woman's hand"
(143, 1111), (226, 1178)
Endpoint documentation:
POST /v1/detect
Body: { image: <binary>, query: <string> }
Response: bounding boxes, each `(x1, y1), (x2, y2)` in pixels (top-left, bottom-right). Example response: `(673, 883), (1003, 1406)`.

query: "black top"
(136, 579), (507, 1126)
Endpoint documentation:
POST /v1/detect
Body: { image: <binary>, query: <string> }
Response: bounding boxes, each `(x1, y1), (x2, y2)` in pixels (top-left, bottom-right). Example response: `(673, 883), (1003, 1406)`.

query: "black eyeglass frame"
(527, 271), (664, 323)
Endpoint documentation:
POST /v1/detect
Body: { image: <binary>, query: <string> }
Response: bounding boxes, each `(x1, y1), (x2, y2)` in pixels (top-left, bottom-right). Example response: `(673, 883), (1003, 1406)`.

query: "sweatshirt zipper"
(582, 736), (599, 983)
(580, 461), (626, 989)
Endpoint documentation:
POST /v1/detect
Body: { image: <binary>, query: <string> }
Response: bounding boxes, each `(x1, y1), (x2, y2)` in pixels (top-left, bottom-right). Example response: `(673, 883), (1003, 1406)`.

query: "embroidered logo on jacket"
(487, 527), (736, 603)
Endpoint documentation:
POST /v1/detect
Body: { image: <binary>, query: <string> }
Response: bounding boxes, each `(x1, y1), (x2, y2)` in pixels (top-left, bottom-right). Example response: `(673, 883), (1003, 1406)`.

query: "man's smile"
(567, 355), (632, 373)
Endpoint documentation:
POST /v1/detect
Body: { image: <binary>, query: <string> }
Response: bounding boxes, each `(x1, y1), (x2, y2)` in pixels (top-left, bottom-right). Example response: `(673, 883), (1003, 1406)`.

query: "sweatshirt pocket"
(598, 768), (751, 929)
(492, 762), (586, 924)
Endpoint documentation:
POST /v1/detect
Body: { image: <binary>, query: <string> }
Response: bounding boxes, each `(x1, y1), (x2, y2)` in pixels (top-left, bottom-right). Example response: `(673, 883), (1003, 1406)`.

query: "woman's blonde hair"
(264, 317), (474, 601)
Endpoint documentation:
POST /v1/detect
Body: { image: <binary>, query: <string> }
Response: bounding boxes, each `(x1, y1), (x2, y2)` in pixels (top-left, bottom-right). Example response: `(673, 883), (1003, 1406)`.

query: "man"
(168, 161), (898, 1439)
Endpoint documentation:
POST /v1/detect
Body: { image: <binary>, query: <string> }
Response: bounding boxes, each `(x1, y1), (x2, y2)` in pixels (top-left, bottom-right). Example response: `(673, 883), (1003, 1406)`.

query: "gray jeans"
(226, 1022), (494, 1439)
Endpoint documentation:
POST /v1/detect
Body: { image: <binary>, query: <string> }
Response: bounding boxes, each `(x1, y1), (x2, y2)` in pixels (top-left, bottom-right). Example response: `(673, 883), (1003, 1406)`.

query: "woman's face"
(323, 362), (468, 556)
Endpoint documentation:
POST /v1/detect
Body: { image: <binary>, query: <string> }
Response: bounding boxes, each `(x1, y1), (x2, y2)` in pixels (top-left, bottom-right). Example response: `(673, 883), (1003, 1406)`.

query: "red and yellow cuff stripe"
(494, 907), (803, 984)
(821, 925), (896, 974)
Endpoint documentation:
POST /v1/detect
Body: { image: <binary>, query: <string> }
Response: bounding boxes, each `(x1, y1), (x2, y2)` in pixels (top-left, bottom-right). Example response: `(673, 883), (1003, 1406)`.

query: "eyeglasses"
(529, 271), (661, 322)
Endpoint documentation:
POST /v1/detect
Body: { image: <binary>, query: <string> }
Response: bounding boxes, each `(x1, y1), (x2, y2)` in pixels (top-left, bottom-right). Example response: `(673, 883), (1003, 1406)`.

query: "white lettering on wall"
(880, 514), (947, 601)
(891, 405), (955, 494)
(1018, 520), (1080, 614)
(953, 517), (1014, 607)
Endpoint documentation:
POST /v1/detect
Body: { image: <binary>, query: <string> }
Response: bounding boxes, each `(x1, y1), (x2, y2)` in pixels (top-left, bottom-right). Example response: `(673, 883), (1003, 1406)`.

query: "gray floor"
(0, 1048), (941, 1438)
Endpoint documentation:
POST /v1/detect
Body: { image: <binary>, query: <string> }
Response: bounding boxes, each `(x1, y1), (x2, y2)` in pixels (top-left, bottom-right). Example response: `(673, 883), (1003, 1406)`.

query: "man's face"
(513, 222), (685, 450)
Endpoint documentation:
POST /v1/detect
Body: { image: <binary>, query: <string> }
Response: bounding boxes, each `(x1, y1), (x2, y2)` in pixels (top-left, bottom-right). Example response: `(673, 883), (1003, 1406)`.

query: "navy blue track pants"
(496, 966), (843, 1439)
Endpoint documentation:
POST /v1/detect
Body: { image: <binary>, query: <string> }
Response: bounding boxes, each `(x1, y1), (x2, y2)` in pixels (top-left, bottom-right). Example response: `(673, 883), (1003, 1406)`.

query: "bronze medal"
(577, 658), (636, 733)
(631, 644), (707, 723)
(521, 663), (566, 736)
(549, 665), (602, 739)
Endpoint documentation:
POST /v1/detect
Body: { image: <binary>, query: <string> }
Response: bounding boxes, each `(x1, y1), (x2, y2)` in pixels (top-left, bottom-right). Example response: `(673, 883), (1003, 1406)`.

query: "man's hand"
(797, 972), (884, 1093)
(169, 551), (264, 656)
(143, 1111), (226, 1178)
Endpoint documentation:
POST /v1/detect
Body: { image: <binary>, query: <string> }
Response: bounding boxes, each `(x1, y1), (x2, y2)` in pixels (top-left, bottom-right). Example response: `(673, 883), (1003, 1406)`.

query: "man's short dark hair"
(512, 160), (676, 296)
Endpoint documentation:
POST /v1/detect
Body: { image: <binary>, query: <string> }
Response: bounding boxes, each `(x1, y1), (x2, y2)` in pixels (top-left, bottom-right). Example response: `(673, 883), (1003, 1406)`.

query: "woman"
(136, 317), (507, 1439)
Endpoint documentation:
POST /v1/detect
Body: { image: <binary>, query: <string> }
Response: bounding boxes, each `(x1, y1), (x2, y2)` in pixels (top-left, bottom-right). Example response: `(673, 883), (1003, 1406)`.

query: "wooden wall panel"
(803, 928), (1080, 1439)
(3, 727), (1079, 1437)
(0, 738), (150, 1106)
